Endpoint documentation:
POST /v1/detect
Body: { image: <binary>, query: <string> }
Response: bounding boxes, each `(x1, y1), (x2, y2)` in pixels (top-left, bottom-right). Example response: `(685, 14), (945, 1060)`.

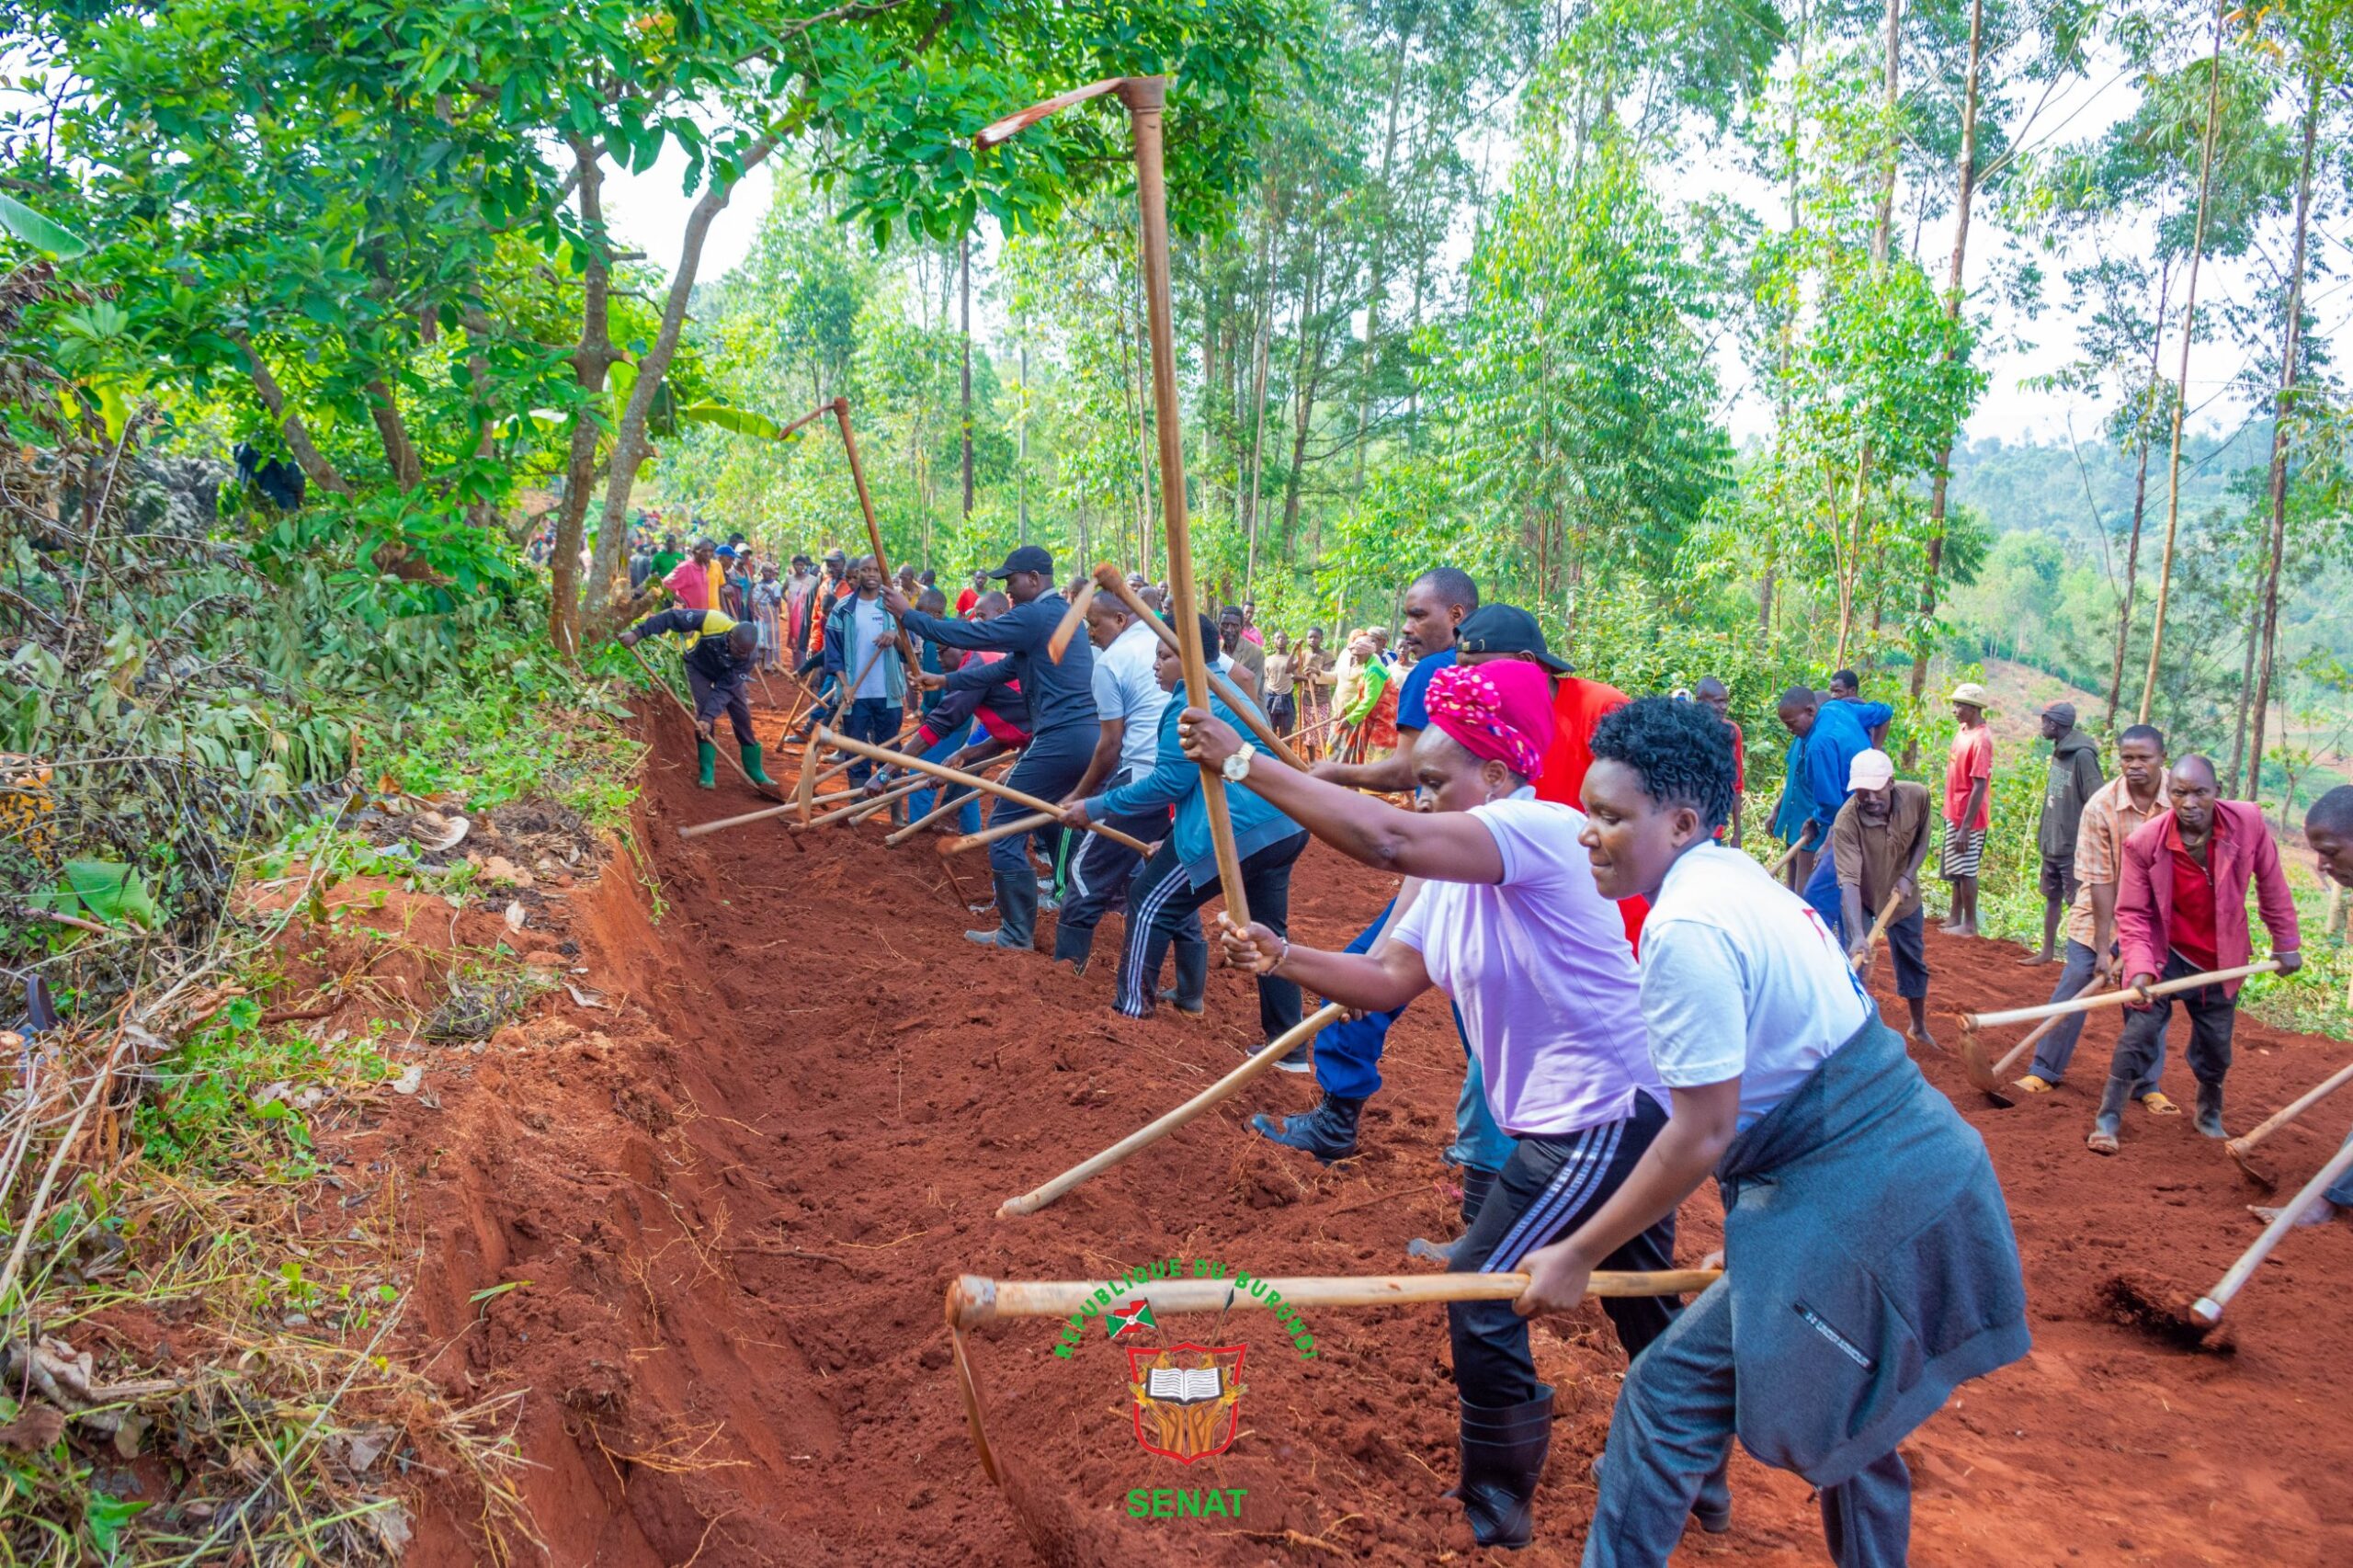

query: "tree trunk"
(231, 334), (349, 496)
(588, 131), (780, 618)
(2245, 75), (2320, 797)
(1901, 0), (1983, 766)
(2102, 426), (2155, 727)
(1870, 0), (1901, 268)
(1352, 9), (1415, 496)
(363, 380), (423, 492)
(2138, 2), (2226, 723)
(1241, 211), (1276, 568)
(2230, 592), (2260, 786)
(960, 230), (974, 523)
(1281, 230), (1325, 556)
(547, 138), (618, 656)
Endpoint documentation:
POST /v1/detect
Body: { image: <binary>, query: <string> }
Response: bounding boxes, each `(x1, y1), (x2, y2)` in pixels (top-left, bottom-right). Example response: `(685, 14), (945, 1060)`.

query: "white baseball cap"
(1847, 748), (1896, 791)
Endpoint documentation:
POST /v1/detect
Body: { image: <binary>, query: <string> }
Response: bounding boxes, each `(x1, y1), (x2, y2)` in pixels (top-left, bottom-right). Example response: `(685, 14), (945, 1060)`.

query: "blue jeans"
(1311, 901), (1408, 1101)
(1584, 1278), (1909, 1568)
(2029, 938), (2161, 1092)
(1447, 1011), (1518, 1175)
(842, 698), (901, 787)
(906, 722), (983, 835)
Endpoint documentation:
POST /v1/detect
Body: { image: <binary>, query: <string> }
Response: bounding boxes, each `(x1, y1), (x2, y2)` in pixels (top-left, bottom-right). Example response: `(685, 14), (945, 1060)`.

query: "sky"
(600, 38), (2302, 453)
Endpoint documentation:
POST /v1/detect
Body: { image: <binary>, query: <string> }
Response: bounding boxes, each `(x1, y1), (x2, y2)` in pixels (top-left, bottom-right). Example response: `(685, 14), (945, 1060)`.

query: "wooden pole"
(2191, 1133), (2353, 1324)
(1962, 960), (2279, 1031)
(940, 810), (1074, 857)
(999, 1003), (1344, 1216)
(949, 1267), (1724, 1326)
(1048, 577), (1100, 663)
(2226, 1057), (2353, 1186)
(1118, 77), (1250, 926)
(1850, 887), (1906, 977)
(1093, 565), (1305, 769)
(814, 729), (1150, 854)
(831, 396), (919, 665)
(885, 756), (1015, 846)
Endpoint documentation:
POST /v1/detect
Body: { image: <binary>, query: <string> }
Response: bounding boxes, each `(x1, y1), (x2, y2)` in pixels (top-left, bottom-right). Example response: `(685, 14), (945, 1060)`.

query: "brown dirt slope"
(383, 687), (2353, 1566)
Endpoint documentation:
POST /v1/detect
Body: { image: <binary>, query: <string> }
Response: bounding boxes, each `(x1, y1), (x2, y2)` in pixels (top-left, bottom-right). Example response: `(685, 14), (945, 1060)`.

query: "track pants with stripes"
(1449, 1092), (1736, 1530)
(1115, 829), (1304, 1039)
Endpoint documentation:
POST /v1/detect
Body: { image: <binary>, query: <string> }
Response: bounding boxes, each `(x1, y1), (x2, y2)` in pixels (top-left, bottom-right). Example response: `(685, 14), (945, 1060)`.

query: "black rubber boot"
(1455, 1388), (1553, 1550)
(1251, 1093), (1363, 1163)
(967, 872), (1035, 949)
(2195, 1079), (2226, 1139)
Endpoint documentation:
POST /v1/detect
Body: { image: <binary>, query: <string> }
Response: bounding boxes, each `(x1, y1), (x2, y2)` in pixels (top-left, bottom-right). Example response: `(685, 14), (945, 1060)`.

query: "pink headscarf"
(1425, 661), (1555, 780)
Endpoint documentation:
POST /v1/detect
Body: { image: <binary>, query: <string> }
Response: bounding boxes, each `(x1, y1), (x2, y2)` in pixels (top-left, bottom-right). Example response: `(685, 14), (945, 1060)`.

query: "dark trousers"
(842, 697), (902, 786)
(1050, 771), (1164, 968)
(1883, 908), (1927, 1000)
(1311, 901), (1408, 1100)
(987, 723), (1092, 877)
(686, 665), (755, 746)
(1449, 1094), (1680, 1404)
(2030, 938), (2163, 1090)
(1269, 693), (1297, 735)
(2108, 949), (2236, 1093)
(1117, 831), (1305, 1039)
(1586, 1278), (1908, 1568)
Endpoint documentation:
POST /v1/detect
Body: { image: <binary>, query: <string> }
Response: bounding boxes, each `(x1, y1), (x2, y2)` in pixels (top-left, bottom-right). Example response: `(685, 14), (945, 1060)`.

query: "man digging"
(1831, 748), (1937, 1050)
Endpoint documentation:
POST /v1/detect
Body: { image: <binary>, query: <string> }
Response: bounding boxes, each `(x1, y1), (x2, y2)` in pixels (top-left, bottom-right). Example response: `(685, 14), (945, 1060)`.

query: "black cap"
(987, 543), (1054, 579)
(1454, 604), (1573, 676)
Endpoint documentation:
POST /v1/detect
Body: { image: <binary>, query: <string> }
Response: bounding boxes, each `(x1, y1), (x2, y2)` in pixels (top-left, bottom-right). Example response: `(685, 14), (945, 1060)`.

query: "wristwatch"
(1222, 743), (1257, 784)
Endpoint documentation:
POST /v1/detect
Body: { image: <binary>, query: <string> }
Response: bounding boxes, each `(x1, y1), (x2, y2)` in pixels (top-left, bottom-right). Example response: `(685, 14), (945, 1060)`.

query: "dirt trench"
(382, 691), (2353, 1566)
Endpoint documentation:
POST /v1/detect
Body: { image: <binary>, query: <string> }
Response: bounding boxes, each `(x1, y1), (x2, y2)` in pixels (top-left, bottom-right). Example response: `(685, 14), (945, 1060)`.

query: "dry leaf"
(504, 900), (525, 933)
(0, 1403), (65, 1452)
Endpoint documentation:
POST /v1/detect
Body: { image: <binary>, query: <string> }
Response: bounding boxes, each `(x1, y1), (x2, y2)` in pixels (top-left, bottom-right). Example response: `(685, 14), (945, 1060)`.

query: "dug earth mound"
(374, 694), (2353, 1565)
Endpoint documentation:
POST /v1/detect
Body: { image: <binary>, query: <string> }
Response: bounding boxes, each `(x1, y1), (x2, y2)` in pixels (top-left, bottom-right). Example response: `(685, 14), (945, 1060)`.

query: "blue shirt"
(898, 593), (1097, 742)
(1802, 700), (1893, 833)
(1395, 646), (1455, 733)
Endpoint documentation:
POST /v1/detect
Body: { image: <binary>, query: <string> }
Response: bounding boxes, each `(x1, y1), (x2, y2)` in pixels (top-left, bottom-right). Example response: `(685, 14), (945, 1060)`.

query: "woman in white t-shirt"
(1183, 658), (1727, 1551)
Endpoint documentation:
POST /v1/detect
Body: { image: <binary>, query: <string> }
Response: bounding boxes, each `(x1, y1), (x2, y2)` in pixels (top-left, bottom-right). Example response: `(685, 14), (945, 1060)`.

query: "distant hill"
(1944, 422), (2270, 543)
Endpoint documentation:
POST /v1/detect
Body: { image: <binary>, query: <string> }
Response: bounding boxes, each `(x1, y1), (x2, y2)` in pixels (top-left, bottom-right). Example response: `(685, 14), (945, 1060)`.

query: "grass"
(0, 638), (646, 1561)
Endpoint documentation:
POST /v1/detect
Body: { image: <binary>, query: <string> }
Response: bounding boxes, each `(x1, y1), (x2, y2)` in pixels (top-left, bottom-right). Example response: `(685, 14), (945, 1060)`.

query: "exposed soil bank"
(386, 689), (2353, 1565)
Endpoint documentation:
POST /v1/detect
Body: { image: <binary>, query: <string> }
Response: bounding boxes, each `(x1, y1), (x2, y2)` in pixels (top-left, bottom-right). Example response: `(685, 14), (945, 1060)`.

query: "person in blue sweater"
(1517, 698), (2029, 1568)
(885, 545), (1097, 951)
(1066, 613), (1309, 1047)
(1778, 685), (1894, 934)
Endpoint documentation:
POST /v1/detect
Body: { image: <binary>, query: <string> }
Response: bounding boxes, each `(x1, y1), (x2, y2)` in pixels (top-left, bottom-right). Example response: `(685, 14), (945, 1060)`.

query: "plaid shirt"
(2064, 774), (2170, 950)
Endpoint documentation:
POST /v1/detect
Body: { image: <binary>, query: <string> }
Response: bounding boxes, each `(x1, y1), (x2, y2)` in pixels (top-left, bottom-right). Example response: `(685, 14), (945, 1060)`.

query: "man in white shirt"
(1051, 595), (1200, 984)
(1512, 698), (2029, 1568)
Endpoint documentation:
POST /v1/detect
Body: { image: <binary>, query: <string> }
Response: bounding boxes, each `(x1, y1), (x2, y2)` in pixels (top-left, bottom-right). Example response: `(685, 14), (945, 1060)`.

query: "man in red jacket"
(2090, 755), (2302, 1153)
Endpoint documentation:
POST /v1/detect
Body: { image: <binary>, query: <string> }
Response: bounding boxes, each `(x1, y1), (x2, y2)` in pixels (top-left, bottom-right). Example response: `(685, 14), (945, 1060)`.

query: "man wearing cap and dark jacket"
(2027, 702), (2103, 965)
(885, 545), (1097, 950)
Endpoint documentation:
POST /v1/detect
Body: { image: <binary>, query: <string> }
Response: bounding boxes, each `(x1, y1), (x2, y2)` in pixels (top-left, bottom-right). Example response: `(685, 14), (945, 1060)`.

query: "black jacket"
(631, 608), (752, 686)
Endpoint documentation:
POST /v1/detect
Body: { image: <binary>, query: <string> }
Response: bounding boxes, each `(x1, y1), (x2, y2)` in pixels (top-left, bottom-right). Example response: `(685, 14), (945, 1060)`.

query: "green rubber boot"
(739, 743), (776, 788)
(695, 739), (719, 789)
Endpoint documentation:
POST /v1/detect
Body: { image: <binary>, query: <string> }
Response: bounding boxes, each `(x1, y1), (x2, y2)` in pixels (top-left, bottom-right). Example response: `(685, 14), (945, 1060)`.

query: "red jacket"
(2115, 801), (2301, 996)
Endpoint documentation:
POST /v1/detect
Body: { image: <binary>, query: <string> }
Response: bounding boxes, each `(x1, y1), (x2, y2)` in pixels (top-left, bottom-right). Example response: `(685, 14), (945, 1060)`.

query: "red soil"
(379, 688), (2353, 1566)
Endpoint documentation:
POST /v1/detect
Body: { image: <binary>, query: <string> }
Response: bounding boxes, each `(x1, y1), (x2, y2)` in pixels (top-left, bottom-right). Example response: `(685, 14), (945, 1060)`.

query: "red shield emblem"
(1124, 1343), (1246, 1463)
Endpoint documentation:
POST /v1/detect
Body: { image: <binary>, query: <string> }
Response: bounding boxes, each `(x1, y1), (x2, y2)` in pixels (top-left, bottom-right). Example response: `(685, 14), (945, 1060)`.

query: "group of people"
(618, 541), (2353, 1565)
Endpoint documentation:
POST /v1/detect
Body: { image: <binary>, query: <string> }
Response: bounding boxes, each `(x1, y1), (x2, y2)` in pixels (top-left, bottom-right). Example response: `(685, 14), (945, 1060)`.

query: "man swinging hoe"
(618, 606), (776, 790)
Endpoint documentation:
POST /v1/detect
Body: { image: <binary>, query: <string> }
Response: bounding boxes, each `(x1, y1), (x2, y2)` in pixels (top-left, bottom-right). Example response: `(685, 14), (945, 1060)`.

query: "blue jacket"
(823, 593), (906, 706)
(898, 592), (1097, 742)
(1086, 683), (1303, 889)
(1801, 699), (1893, 836)
(1714, 1013), (2029, 1488)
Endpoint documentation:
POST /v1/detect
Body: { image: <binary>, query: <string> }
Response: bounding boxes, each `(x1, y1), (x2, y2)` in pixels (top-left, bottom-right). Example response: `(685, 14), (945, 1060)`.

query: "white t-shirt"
(1391, 793), (1662, 1138)
(1092, 619), (1168, 779)
(1640, 842), (1871, 1128)
(849, 598), (892, 699)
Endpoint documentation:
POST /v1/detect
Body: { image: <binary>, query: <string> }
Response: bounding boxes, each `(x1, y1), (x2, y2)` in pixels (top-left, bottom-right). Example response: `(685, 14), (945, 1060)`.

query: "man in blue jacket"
(885, 545), (1098, 951)
(1516, 698), (2028, 1568)
(1067, 614), (1308, 1045)
(1779, 685), (1894, 933)
(821, 555), (906, 791)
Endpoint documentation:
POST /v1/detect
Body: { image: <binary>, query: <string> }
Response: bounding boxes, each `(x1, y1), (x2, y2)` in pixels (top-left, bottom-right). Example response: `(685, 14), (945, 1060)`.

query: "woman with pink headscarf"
(1178, 658), (1728, 1551)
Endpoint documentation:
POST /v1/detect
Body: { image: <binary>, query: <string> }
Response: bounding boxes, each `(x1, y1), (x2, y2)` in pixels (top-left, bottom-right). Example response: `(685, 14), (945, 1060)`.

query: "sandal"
(2140, 1091), (2180, 1117)
(2013, 1074), (2057, 1094)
